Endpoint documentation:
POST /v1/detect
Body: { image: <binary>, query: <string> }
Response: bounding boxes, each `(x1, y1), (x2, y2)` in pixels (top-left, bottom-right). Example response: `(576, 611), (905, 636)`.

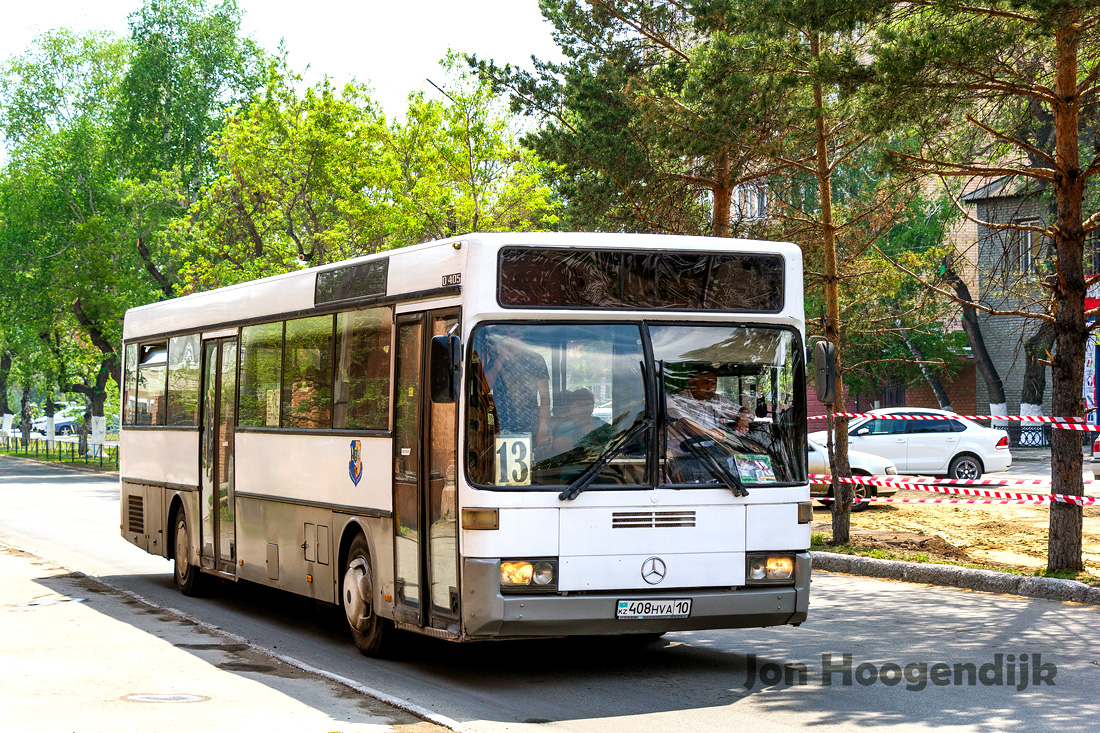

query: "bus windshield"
(467, 323), (648, 488)
(466, 322), (806, 490)
(651, 324), (806, 487)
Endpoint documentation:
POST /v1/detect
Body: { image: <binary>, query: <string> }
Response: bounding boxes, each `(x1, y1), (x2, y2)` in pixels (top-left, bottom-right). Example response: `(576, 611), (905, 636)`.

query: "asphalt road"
(2, 456), (1099, 732)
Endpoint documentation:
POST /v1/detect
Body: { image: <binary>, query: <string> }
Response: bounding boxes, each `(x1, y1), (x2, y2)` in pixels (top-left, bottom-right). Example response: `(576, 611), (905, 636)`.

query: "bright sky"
(1, 0), (563, 116)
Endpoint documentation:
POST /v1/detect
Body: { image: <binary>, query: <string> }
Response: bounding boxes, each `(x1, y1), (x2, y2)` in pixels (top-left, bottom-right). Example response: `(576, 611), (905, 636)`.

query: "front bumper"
(461, 552), (810, 638)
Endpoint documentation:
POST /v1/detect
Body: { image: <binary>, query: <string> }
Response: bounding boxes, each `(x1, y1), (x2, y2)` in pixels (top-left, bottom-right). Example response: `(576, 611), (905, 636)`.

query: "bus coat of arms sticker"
(349, 440), (363, 486)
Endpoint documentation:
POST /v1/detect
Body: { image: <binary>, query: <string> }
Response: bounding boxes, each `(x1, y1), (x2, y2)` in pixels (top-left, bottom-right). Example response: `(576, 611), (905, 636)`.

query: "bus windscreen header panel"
(498, 248), (784, 312)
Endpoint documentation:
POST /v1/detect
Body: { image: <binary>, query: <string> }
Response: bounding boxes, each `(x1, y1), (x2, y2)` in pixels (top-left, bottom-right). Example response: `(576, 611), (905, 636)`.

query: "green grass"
(811, 536), (1100, 587)
(0, 445), (118, 472)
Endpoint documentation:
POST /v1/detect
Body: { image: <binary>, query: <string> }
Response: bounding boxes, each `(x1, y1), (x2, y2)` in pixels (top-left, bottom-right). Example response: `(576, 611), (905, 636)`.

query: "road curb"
(811, 551), (1100, 605)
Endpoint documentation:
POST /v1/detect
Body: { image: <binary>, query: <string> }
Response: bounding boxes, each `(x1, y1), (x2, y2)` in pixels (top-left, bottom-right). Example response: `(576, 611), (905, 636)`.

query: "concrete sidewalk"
(0, 544), (449, 733)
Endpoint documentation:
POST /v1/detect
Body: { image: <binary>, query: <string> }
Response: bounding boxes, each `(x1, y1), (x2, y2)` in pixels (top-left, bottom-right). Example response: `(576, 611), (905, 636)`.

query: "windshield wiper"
(676, 428), (749, 497)
(560, 414), (653, 501)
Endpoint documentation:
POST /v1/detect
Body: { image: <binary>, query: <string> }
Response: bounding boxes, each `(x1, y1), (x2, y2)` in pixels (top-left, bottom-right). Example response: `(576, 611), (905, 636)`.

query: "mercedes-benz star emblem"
(641, 557), (667, 585)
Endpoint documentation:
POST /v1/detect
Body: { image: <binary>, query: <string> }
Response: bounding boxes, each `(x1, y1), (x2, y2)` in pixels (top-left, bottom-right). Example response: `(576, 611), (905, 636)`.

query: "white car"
(807, 436), (899, 511)
(810, 407), (1011, 480)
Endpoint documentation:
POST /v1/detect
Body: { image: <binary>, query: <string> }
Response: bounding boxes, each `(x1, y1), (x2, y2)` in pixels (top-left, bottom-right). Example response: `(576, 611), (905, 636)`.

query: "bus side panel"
(387, 240), (467, 296)
(236, 497), (335, 603)
(120, 429), (199, 488)
(119, 482), (168, 558)
(745, 503), (810, 551)
(235, 433), (392, 511)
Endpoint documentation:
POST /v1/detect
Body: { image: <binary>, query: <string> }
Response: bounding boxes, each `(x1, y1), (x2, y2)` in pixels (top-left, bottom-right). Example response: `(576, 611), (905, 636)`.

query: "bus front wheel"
(342, 534), (392, 657)
(173, 512), (205, 596)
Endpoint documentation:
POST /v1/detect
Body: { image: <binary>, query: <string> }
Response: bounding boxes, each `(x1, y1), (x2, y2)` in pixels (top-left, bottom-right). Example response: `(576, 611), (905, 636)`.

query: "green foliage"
(176, 56), (558, 290)
(0, 1), (265, 415)
(115, 0), (265, 192)
(474, 1), (777, 236)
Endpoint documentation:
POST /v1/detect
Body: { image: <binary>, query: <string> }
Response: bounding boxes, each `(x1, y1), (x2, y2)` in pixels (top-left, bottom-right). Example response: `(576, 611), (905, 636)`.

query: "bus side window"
(334, 307), (393, 430)
(239, 322), (284, 428)
(281, 315), (334, 429)
(167, 334), (201, 426)
(122, 343), (138, 426)
(135, 342), (168, 426)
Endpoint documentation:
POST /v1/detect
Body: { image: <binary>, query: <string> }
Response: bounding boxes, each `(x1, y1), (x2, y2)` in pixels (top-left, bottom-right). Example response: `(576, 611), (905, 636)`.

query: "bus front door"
(392, 310), (460, 634)
(200, 338), (238, 575)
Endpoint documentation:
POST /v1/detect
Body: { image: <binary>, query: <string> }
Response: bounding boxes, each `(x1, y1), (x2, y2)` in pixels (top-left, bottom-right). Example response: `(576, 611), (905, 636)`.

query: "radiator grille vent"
(612, 510), (695, 529)
(127, 494), (144, 534)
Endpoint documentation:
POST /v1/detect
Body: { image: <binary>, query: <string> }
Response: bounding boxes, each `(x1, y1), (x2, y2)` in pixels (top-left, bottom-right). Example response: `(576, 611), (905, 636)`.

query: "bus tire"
(173, 511), (205, 596)
(342, 534), (392, 657)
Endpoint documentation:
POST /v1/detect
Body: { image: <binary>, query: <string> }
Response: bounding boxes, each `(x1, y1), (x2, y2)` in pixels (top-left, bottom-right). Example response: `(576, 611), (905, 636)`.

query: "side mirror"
(812, 340), (837, 404)
(856, 427), (870, 436)
(430, 335), (462, 403)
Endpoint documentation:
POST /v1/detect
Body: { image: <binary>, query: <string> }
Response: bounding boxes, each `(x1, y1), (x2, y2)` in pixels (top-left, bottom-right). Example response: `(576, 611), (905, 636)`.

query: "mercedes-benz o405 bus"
(120, 232), (815, 655)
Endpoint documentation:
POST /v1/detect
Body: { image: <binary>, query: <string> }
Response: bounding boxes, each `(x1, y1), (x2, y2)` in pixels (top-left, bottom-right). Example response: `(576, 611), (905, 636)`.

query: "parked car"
(31, 407), (82, 436)
(810, 407), (1011, 480)
(807, 436), (899, 511)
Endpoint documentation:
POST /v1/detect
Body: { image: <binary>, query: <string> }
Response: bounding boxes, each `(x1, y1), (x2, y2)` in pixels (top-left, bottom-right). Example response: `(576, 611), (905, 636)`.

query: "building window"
(733, 183), (768, 221)
(1007, 219), (1044, 275)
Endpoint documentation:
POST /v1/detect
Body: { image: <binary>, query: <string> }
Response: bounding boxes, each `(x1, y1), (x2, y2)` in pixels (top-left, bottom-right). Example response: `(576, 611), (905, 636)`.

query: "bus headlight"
(746, 554), (796, 584)
(500, 561), (533, 586)
(500, 558), (558, 593)
(532, 561), (554, 585)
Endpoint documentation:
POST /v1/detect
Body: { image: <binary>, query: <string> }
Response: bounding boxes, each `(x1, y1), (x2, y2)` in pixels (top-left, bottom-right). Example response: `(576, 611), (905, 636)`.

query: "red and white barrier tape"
(810, 473), (1097, 505)
(810, 473), (1053, 488)
(860, 497), (1057, 505)
(808, 413), (1085, 423)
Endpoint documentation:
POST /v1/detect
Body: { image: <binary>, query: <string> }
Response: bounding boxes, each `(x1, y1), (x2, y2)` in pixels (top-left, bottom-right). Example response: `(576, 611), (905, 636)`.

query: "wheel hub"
(175, 521), (188, 579)
(343, 557), (373, 632)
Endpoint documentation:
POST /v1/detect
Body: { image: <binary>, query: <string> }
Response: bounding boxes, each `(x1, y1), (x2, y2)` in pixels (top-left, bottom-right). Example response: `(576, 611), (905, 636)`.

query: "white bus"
(120, 232), (815, 655)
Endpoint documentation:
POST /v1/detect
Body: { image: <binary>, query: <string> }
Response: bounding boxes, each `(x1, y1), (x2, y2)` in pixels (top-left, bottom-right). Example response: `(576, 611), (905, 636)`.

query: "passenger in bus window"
(553, 388), (598, 453)
(483, 326), (551, 452)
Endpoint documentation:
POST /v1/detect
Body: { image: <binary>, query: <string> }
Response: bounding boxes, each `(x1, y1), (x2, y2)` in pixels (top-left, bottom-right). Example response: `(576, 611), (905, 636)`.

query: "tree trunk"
(900, 327), (952, 410)
(0, 352), (11, 416)
(20, 385), (31, 447)
(1048, 16), (1086, 572)
(712, 148), (731, 238)
(810, 34), (852, 542)
(1021, 321), (1055, 415)
(942, 258), (1007, 413)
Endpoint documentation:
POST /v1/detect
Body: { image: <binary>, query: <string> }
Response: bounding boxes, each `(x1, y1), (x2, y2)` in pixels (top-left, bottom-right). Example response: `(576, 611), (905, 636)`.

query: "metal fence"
(0, 435), (119, 470)
(995, 424), (1096, 449)
(998, 423), (1052, 448)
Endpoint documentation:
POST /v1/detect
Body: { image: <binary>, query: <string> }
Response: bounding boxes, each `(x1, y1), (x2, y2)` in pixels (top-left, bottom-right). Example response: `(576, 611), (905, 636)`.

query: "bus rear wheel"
(342, 534), (392, 657)
(173, 512), (205, 596)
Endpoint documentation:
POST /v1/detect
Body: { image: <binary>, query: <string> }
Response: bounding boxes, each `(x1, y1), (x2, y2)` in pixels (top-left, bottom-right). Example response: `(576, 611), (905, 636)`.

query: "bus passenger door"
(392, 309), (461, 633)
(200, 338), (238, 575)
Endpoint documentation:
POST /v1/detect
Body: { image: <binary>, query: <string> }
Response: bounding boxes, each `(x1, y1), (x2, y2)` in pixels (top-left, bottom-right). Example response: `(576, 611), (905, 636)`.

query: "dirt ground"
(813, 488), (1100, 579)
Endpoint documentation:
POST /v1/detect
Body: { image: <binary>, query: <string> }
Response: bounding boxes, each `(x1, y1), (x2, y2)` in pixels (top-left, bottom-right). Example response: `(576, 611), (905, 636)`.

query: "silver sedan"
(807, 436), (899, 511)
